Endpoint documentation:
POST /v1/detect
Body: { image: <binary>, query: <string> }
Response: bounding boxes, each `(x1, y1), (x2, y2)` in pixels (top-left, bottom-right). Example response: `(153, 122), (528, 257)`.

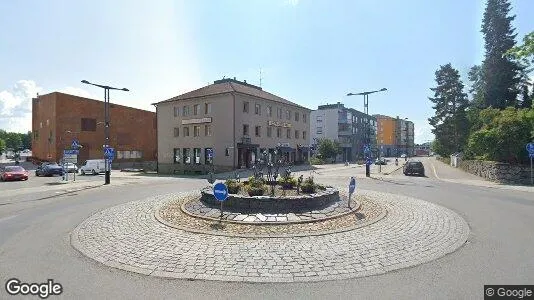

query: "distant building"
(32, 92), (157, 167)
(375, 114), (415, 157)
(310, 102), (377, 162)
(415, 142), (431, 156)
(154, 78), (311, 174)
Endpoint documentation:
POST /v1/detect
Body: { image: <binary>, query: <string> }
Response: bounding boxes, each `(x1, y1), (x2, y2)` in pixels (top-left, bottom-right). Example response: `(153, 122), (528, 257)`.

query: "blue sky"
(0, 0), (532, 143)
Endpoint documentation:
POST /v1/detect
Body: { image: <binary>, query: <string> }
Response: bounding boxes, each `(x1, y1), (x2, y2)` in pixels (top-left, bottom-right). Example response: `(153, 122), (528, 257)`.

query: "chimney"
(233, 77), (236, 80)
(244, 80), (247, 83)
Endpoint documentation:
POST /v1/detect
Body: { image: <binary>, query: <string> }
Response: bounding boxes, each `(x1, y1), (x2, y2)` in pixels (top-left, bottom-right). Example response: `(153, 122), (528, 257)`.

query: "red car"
(0, 166), (29, 181)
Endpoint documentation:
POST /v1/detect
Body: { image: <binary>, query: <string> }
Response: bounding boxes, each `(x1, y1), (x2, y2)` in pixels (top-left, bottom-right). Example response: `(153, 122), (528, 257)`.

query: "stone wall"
(459, 160), (532, 185)
(200, 188), (340, 214)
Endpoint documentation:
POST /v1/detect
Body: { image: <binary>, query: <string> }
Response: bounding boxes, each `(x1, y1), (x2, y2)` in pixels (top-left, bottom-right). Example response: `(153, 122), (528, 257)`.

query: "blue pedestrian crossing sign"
(104, 147), (115, 160)
(349, 177), (356, 195)
(71, 139), (80, 149)
(213, 183), (229, 202)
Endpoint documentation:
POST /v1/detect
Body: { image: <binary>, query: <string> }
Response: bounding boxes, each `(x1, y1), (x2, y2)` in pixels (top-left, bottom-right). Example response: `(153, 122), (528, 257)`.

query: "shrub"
(245, 176), (268, 196)
(310, 157), (325, 165)
(278, 175), (297, 189)
(225, 179), (242, 194)
(300, 176), (317, 194)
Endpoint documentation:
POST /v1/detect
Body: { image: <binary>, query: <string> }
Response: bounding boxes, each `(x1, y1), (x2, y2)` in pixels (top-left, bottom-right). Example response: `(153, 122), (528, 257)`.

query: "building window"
(316, 116), (323, 123)
(255, 126), (261, 137)
(205, 148), (213, 165)
(286, 110), (291, 120)
(267, 106), (272, 117)
(295, 112), (299, 122)
(193, 126), (200, 137)
(267, 126), (272, 137)
(194, 148), (201, 164)
(173, 127), (179, 137)
(243, 124), (249, 136)
(183, 148), (191, 164)
(255, 103), (261, 115)
(204, 103), (212, 114)
(277, 128), (282, 138)
(295, 130), (299, 139)
(303, 131), (307, 140)
(174, 106), (180, 117)
(205, 125), (212, 136)
(303, 113), (307, 123)
(317, 127), (323, 134)
(46, 119), (49, 126)
(34, 130), (39, 139)
(286, 128), (291, 139)
(81, 118), (96, 131)
(277, 108), (283, 119)
(243, 101), (249, 113)
(117, 150), (142, 159)
(173, 148), (181, 164)
(193, 104), (200, 115)
(40, 122), (42, 128)
(183, 126), (190, 137)
(183, 106), (190, 116)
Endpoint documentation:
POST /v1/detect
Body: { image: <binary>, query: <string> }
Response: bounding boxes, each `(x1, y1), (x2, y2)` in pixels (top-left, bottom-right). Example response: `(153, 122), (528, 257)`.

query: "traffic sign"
(527, 143), (534, 155)
(213, 182), (229, 202)
(64, 149), (79, 155)
(71, 140), (80, 149)
(206, 148), (213, 159)
(349, 177), (356, 194)
(104, 147), (115, 161)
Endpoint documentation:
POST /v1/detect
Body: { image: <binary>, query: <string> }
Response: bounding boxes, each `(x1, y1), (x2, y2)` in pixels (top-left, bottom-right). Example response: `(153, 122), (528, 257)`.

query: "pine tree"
(428, 64), (470, 155)
(480, 0), (522, 109)
(467, 65), (485, 108)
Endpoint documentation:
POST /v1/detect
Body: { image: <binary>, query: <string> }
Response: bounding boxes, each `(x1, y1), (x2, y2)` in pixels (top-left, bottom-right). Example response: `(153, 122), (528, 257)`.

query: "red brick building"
(32, 92), (157, 166)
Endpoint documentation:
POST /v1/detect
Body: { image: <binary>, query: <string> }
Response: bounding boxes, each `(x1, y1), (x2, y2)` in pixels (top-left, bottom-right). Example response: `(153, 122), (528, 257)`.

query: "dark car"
(1, 166), (29, 181)
(36, 163), (64, 177)
(403, 161), (425, 176)
(375, 158), (387, 165)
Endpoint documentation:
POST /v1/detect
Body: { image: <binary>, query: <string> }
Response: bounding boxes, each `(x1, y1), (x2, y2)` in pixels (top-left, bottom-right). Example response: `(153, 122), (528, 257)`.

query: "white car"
(80, 159), (107, 175)
(400, 154), (407, 158)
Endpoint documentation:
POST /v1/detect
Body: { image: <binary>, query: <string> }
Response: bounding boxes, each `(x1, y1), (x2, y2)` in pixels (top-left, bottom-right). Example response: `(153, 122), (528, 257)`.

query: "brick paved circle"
(70, 190), (470, 282)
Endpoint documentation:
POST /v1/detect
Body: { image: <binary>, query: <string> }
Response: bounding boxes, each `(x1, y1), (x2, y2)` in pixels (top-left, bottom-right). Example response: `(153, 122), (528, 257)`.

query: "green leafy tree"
(317, 139), (341, 162)
(428, 63), (470, 156)
(21, 131), (32, 150)
(0, 138), (6, 154)
(506, 31), (534, 65)
(467, 65), (485, 108)
(5, 133), (22, 150)
(480, 0), (523, 109)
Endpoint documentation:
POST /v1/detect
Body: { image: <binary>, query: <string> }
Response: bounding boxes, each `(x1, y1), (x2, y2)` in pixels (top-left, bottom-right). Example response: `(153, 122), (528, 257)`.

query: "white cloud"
(0, 80), (43, 133)
(59, 87), (93, 99)
(0, 80), (92, 133)
(413, 120), (434, 144)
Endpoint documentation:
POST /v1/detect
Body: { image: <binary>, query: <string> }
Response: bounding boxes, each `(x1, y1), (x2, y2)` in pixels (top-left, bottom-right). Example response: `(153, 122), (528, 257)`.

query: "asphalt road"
(0, 159), (533, 299)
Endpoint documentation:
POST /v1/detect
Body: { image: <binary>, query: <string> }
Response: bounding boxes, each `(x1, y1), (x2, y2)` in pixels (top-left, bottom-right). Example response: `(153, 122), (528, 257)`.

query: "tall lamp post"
(81, 80), (129, 185)
(347, 88), (387, 177)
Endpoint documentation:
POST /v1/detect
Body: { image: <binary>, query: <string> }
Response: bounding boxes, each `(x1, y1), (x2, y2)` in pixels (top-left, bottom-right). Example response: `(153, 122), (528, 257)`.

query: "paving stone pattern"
(70, 190), (470, 283)
(158, 192), (383, 237)
(183, 192), (355, 223)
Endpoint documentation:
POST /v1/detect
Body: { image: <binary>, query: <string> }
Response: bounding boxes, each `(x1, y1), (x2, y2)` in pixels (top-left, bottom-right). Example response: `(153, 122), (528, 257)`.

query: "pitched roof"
(153, 79), (310, 110)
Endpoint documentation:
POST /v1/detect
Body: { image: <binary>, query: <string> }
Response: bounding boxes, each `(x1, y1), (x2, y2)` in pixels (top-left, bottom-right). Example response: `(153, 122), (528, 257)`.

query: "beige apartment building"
(154, 78), (311, 174)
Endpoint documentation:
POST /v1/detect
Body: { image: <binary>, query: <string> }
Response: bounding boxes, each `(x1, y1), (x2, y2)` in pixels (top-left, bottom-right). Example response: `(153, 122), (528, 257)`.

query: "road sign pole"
(531, 156), (533, 186)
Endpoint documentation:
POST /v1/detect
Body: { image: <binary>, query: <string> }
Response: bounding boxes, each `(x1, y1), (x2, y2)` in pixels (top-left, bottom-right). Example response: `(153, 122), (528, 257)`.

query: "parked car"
(374, 158), (387, 165)
(400, 154), (407, 158)
(80, 159), (106, 175)
(1, 166), (29, 181)
(63, 162), (78, 173)
(403, 161), (425, 176)
(35, 162), (65, 177)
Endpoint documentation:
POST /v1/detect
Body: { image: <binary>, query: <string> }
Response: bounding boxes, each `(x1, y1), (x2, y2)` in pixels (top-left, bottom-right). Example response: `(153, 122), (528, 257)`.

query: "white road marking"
(0, 214), (19, 223)
(429, 158), (441, 180)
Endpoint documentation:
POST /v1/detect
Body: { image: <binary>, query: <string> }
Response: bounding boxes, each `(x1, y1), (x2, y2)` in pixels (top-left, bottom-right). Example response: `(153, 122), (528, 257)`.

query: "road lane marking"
(429, 158), (441, 180)
(0, 214), (18, 223)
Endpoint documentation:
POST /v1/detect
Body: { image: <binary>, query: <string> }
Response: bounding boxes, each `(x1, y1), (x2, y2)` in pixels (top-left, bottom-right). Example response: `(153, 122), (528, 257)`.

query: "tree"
(0, 138), (5, 155)
(428, 63), (470, 156)
(317, 139), (341, 162)
(467, 65), (485, 108)
(480, 0), (523, 109)
(21, 131), (32, 150)
(5, 133), (22, 150)
(506, 31), (534, 65)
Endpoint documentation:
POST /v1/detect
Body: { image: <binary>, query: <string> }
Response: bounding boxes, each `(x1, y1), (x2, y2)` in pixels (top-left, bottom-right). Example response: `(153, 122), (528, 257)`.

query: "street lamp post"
(347, 88), (387, 177)
(81, 80), (129, 185)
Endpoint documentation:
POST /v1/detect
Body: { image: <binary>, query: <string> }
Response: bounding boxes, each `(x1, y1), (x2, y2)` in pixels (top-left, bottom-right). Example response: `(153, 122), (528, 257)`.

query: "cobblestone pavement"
(181, 191), (358, 224)
(158, 193), (385, 237)
(71, 190), (469, 283)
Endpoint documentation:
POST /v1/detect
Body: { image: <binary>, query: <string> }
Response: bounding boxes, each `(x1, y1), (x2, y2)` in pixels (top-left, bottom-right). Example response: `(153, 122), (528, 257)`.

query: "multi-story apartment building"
(375, 114), (415, 157)
(32, 92), (157, 166)
(310, 102), (377, 162)
(154, 78), (311, 174)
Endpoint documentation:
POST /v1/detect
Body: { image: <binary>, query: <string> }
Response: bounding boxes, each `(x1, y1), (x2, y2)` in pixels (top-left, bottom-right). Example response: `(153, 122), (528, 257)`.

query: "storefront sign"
(182, 117), (212, 125)
(268, 120), (292, 128)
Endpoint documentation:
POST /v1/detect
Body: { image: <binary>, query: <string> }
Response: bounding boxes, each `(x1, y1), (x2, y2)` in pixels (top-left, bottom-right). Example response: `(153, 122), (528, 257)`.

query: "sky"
(0, 0), (532, 143)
